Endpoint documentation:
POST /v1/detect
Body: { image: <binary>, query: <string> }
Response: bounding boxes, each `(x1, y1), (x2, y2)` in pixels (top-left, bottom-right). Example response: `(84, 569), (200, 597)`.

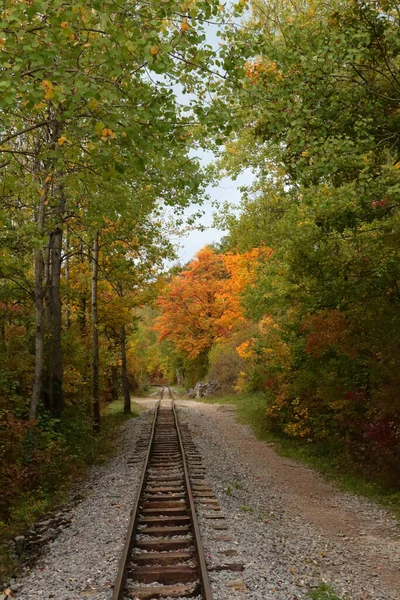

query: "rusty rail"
(111, 388), (213, 600)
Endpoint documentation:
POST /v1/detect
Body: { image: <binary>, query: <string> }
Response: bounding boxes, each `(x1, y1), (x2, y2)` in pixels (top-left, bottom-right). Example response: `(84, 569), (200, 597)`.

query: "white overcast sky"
(171, 161), (254, 263)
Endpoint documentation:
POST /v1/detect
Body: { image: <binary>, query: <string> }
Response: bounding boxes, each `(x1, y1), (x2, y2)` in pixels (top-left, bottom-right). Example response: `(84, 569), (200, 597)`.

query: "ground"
(9, 396), (400, 600)
(137, 396), (400, 600)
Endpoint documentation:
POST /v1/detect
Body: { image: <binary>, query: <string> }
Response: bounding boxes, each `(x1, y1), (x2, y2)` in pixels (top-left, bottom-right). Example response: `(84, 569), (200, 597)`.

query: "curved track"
(112, 387), (212, 600)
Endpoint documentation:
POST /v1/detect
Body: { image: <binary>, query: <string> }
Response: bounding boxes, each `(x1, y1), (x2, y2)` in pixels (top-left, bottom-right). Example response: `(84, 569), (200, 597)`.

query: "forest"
(1, 0), (400, 576)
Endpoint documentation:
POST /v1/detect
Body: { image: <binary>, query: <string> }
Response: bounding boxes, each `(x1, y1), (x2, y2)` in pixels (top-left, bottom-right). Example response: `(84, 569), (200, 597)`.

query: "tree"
(0, 0), (230, 420)
(155, 246), (267, 365)
(214, 0), (400, 480)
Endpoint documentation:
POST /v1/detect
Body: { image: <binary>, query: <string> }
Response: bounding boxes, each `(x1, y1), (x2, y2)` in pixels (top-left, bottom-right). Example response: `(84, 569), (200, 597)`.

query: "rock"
(186, 381), (221, 399)
(36, 519), (52, 528)
(15, 535), (26, 554)
(226, 579), (247, 591)
(46, 528), (58, 541)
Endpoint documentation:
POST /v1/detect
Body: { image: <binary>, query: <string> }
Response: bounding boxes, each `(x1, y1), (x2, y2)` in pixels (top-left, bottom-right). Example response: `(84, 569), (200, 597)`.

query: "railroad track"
(112, 386), (213, 600)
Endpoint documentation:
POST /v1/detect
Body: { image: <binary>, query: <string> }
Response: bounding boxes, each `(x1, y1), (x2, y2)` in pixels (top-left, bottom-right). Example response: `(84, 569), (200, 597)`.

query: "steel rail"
(111, 388), (213, 600)
(111, 399), (160, 600)
(172, 396), (213, 600)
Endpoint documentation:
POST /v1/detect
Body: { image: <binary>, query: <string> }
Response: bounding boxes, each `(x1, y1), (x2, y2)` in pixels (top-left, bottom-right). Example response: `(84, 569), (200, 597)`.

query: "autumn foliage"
(155, 247), (267, 359)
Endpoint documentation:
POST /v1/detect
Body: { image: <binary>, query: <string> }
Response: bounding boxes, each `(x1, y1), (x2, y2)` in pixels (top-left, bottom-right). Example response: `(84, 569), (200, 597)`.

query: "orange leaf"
(181, 19), (189, 32)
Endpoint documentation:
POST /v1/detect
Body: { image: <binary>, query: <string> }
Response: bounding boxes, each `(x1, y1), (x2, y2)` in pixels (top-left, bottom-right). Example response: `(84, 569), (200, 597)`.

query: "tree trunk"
(30, 122), (62, 421)
(29, 214), (45, 420)
(92, 232), (101, 433)
(120, 324), (131, 414)
(50, 224), (63, 419)
(43, 187), (65, 419)
(43, 233), (53, 413)
(65, 222), (71, 329)
(30, 187), (47, 421)
(111, 365), (119, 402)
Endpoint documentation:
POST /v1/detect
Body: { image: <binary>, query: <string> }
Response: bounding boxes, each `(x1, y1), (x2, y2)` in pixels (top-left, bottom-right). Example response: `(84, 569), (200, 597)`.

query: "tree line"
(0, 0), (238, 540)
(140, 0), (400, 489)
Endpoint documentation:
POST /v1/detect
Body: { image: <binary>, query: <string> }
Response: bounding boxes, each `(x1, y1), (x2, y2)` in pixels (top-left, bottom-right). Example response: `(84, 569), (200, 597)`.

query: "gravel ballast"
(176, 399), (400, 600)
(8, 397), (400, 600)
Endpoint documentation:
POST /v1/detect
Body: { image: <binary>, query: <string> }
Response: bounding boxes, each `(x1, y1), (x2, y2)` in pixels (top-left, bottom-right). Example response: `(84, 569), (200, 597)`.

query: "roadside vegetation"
(307, 584), (341, 600)
(0, 399), (138, 578)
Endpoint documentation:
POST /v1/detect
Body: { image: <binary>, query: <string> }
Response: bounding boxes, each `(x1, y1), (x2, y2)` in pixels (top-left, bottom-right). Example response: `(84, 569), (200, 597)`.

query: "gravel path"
(174, 399), (400, 600)
(12, 408), (154, 600)
(9, 397), (400, 600)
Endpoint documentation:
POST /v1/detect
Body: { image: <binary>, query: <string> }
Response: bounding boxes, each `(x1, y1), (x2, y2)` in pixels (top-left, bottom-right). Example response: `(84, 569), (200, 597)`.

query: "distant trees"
(154, 246), (268, 385)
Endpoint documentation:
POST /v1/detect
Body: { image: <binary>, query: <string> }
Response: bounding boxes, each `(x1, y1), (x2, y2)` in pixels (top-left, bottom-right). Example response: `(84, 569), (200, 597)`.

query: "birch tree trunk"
(43, 188), (65, 418)
(30, 121), (61, 420)
(120, 324), (131, 414)
(65, 222), (71, 329)
(92, 232), (101, 433)
(51, 223), (63, 419)
(30, 189), (46, 420)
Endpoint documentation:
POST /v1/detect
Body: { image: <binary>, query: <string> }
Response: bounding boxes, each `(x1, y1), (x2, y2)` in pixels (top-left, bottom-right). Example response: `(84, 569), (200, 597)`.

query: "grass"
(307, 584), (341, 600)
(194, 391), (400, 518)
(145, 384), (162, 397)
(171, 384), (187, 396)
(0, 398), (139, 578)
(103, 398), (141, 417)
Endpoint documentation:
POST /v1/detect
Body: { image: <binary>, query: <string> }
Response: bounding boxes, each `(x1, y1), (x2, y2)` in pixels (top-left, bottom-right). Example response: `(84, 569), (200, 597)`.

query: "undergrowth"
(0, 399), (139, 579)
(194, 391), (400, 518)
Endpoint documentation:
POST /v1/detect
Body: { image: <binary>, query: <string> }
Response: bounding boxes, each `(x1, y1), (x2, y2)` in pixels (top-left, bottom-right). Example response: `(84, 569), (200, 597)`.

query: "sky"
(170, 160), (254, 263)
(168, 4), (254, 264)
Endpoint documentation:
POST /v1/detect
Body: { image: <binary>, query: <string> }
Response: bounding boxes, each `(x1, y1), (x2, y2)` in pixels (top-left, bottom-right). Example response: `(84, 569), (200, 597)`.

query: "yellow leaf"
(150, 45), (159, 56)
(83, 42), (91, 48)
(88, 98), (98, 110)
(42, 80), (54, 100)
(61, 21), (68, 29)
(57, 135), (68, 145)
(45, 175), (52, 183)
(0, 38), (5, 48)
